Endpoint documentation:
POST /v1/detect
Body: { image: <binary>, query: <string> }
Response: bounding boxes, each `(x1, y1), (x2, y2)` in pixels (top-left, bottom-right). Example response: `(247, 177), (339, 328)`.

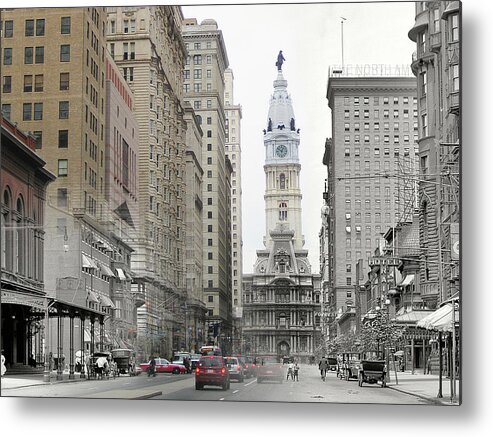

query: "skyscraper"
(242, 56), (321, 363)
(224, 68), (243, 352)
(181, 18), (233, 350)
(325, 75), (418, 339)
(106, 6), (188, 357)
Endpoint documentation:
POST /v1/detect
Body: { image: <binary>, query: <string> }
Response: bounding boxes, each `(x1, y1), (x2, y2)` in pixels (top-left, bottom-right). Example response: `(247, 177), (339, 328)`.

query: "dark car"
(195, 355), (230, 390)
(255, 356), (283, 384)
(327, 357), (338, 371)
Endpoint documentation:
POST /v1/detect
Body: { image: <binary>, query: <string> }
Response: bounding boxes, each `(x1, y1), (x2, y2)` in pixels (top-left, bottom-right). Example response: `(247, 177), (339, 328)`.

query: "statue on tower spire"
(275, 50), (285, 71)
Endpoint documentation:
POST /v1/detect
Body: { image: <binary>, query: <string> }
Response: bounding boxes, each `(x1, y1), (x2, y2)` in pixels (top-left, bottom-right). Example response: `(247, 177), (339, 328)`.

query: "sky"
(182, 1), (417, 272)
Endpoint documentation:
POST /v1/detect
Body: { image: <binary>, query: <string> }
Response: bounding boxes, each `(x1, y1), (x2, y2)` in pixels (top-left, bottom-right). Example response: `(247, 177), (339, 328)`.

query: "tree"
(359, 310), (405, 357)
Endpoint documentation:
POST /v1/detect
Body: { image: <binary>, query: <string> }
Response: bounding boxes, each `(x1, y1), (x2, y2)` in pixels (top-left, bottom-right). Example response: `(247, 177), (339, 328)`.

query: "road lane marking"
(219, 397), (225, 401)
(244, 380), (255, 387)
(233, 389), (239, 394)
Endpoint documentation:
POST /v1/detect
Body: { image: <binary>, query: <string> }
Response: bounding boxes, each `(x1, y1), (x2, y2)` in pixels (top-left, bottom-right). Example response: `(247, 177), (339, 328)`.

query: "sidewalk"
(385, 370), (460, 406)
(1, 370), (90, 390)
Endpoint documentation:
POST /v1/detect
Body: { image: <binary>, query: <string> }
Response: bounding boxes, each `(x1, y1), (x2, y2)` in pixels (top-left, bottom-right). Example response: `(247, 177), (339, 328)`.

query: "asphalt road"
(2, 365), (432, 404)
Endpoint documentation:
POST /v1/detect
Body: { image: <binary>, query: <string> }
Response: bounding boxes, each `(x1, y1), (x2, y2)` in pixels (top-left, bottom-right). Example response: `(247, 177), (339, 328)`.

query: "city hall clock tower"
(263, 58), (304, 251)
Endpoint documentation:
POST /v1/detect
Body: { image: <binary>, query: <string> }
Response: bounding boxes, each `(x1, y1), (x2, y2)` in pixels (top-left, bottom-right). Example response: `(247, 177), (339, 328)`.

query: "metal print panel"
(0, 0), (461, 406)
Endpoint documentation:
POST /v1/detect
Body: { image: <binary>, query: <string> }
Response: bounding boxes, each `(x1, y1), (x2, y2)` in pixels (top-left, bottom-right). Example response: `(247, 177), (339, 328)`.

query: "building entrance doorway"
(277, 340), (290, 359)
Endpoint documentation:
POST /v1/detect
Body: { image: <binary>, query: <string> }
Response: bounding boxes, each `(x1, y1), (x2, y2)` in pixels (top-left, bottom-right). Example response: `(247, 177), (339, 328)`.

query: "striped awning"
(116, 268), (126, 281)
(82, 254), (97, 269)
(99, 294), (116, 308)
(100, 264), (115, 277)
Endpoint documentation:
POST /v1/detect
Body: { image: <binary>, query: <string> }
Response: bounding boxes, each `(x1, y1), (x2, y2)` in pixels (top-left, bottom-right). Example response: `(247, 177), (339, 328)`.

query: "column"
(80, 317), (86, 378)
(56, 314), (63, 380)
(69, 315), (74, 379)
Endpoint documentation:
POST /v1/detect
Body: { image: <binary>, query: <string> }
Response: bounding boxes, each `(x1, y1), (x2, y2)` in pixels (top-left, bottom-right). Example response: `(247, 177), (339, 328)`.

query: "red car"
(139, 358), (187, 374)
(195, 355), (230, 390)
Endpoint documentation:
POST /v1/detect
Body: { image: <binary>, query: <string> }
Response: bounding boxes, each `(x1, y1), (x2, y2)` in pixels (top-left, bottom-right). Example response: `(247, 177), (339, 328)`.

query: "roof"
(397, 216), (421, 257)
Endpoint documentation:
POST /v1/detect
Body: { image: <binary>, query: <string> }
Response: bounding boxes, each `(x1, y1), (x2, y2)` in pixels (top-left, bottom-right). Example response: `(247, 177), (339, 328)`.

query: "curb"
(131, 390), (162, 400)
(387, 385), (457, 406)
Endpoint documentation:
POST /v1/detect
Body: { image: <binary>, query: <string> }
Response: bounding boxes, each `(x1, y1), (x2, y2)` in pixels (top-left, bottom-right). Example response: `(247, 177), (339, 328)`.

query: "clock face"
(276, 144), (288, 158)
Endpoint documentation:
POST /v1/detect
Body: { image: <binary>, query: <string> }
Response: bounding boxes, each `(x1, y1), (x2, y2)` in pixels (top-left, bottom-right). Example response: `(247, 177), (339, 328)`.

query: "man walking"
(319, 356), (329, 381)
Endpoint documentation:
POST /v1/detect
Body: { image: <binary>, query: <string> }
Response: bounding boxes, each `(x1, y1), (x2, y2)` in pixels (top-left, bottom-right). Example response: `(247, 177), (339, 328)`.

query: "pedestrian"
(319, 356), (328, 381)
(287, 361), (294, 380)
(293, 362), (299, 381)
(148, 355), (156, 377)
(1, 350), (7, 377)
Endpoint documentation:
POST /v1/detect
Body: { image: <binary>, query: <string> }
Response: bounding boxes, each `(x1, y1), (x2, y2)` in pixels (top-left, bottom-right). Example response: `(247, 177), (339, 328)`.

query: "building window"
(58, 130), (69, 148)
(36, 19), (45, 36)
(346, 277), (352, 286)
(34, 74), (43, 92)
(23, 103), (32, 121)
(59, 101), (69, 119)
(33, 102), (43, 120)
(452, 64), (460, 91)
(2, 104), (12, 120)
(451, 14), (459, 42)
(420, 71), (427, 95)
(25, 19), (34, 36)
(25, 47), (34, 64)
(35, 46), (44, 64)
(4, 20), (13, 38)
(193, 54), (202, 64)
(279, 202), (288, 221)
(60, 44), (70, 62)
(2, 76), (11, 93)
(3, 48), (12, 65)
(57, 72), (69, 91)
(61, 16), (71, 34)
(421, 113), (428, 137)
(58, 159), (68, 176)
(33, 131), (42, 149)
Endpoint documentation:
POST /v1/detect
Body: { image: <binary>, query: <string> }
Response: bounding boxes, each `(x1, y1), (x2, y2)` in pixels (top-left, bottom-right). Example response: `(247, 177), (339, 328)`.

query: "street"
(1, 365), (431, 404)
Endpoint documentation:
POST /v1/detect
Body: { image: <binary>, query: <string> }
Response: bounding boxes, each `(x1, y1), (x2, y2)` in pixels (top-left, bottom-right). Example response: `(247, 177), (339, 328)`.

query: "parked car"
(256, 356), (284, 384)
(327, 357), (338, 371)
(224, 356), (244, 382)
(195, 355), (230, 390)
(139, 358), (187, 374)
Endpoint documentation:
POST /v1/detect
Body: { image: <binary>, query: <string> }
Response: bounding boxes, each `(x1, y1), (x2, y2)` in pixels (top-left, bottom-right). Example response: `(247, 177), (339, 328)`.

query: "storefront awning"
(400, 274), (414, 287)
(100, 264), (115, 277)
(417, 303), (459, 332)
(82, 254), (97, 269)
(116, 268), (126, 281)
(99, 294), (116, 308)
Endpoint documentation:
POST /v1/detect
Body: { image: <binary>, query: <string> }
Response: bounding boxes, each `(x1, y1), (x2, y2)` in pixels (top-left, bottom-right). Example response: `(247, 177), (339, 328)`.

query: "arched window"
(279, 201), (288, 221)
(15, 196), (26, 275)
(1, 189), (12, 270)
(279, 312), (287, 328)
(279, 173), (286, 190)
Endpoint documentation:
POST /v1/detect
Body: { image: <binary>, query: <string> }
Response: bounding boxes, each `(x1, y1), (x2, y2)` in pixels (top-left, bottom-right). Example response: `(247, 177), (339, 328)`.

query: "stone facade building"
(224, 68), (243, 353)
(106, 6), (188, 357)
(408, 1), (460, 307)
(242, 62), (321, 363)
(182, 18), (233, 350)
(324, 76), (418, 339)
